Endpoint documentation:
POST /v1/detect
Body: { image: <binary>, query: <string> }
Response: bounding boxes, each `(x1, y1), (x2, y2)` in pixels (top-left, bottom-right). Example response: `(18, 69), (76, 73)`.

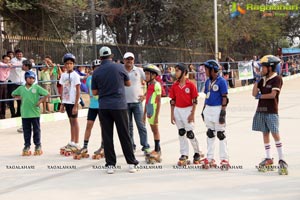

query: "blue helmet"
(203, 59), (220, 71)
(63, 53), (76, 63)
(24, 71), (36, 80)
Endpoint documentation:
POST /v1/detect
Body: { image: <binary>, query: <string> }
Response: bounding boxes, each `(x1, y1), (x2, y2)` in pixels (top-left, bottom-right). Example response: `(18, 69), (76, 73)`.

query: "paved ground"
(0, 75), (300, 200)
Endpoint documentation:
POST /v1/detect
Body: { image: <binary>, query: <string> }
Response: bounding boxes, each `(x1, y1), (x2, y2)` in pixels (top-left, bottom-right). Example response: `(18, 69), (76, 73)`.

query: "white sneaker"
(106, 166), (115, 174)
(128, 164), (139, 173)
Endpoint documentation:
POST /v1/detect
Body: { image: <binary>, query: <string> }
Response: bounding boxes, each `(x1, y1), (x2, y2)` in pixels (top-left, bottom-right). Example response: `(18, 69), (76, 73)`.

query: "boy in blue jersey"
(73, 59), (104, 160)
(201, 60), (230, 170)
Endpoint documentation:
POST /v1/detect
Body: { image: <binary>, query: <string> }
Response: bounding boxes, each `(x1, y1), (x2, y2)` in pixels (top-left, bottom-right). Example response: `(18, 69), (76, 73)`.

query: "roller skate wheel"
(177, 161), (183, 166)
(193, 160), (200, 165)
(279, 168), (288, 175)
(22, 151), (31, 156)
(73, 155), (80, 160)
(258, 167), (267, 172)
(34, 150), (43, 156)
(203, 164), (210, 169)
(92, 154), (100, 160)
(64, 152), (71, 156)
(221, 165), (229, 171)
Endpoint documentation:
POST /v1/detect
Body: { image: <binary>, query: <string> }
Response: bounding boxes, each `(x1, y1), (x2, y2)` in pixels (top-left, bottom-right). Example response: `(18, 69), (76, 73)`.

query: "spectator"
(196, 64), (206, 93)
(7, 49), (27, 117)
(0, 55), (13, 119)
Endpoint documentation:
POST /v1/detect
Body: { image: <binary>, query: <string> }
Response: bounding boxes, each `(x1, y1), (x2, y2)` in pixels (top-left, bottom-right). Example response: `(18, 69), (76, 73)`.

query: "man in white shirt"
(124, 52), (150, 153)
(7, 49), (27, 117)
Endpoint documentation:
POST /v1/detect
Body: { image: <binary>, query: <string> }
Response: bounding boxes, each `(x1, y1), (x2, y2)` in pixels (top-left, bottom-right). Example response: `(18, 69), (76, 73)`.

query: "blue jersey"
(86, 75), (99, 109)
(204, 75), (228, 106)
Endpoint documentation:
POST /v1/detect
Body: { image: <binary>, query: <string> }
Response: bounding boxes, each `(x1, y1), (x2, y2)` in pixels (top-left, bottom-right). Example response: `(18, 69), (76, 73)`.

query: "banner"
(238, 61), (254, 80)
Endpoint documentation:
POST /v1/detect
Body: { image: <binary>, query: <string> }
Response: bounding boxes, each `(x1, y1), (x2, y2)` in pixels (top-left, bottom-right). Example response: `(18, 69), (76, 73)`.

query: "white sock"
(275, 141), (283, 160)
(264, 143), (271, 159)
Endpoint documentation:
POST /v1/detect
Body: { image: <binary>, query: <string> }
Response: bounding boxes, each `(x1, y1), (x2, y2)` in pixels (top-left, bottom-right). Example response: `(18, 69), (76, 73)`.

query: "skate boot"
(220, 160), (230, 171)
(73, 147), (89, 160)
(34, 145), (43, 156)
(199, 158), (209, 169)
(92, 147), (105, 159)
(257, 158), (274, 172)
(193, 153), (201, 164)
(278, 160), (288, 175)
(146, 150), (162, 164)
(207, 159), (217, 168)
(60, 144), (71, 155)
(177, 155), (190, 166)
(143, 148), (151, 156)
(64, 145), (79, 157)
(22, 146), (31, 156)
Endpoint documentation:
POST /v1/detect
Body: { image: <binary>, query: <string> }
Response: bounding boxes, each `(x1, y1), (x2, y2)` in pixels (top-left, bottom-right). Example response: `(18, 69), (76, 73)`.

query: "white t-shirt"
(59, 71), (81, 104)
(8, 57), (27, 84)
(125, 66), (145, 103)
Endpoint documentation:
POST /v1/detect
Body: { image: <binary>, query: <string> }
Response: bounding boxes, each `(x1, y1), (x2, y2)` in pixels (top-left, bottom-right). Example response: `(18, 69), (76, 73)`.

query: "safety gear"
(92, 59), (101, 67)
(219, 110), (226, 124)
(63, 53), (76, 63)
(206, 129), (215, 138)
(175, 63), (188, 80)
(255, 73), (261, 83)
(255, 93), (262, 100)
(24, 71), (36, 80)
(143, 64), (161, 76)
(217, 131), (226, 140)
(203, 60), (220, 71)
(186, 131), (195, 139)
(222, 96), (229, 107)
(260, 55), (280, 70)
(179, 128), (186, 136)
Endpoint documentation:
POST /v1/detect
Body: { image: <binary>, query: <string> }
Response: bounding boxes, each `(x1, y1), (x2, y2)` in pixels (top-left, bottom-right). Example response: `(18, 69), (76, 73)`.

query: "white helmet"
(92, 59), (101, 67)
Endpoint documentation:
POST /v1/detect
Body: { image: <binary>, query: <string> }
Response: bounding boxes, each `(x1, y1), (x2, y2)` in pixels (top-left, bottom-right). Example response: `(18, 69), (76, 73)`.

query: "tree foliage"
(0, 0), (300, 60)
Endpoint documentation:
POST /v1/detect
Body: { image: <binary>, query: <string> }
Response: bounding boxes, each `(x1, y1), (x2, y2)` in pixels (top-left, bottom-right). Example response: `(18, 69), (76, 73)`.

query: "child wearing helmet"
(59, 53), (81, 156)
(169, 63), (204, 166)
(201, 59), (230, 170)
(252, 55), (288, 175)
(143, 64), (162, 164)
(11, 71), (50, 156)
(73, 59), (104, 160)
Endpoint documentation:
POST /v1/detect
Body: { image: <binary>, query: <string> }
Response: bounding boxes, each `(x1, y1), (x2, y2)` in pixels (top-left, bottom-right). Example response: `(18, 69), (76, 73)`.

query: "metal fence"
(0, 35), (215, 65)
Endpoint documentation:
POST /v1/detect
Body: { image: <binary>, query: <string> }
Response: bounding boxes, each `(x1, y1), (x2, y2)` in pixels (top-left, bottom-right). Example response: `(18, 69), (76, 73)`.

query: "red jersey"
(169, 79), (198, 108)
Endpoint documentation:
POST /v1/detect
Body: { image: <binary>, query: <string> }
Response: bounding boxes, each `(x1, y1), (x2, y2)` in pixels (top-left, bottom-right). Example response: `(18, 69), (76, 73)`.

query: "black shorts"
(87, 108), (99, 121)
(64, 104), (78, 118)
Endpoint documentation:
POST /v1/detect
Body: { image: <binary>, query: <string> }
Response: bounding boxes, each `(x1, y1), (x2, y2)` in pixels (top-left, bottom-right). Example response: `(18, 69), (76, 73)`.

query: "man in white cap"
(92, 46), (139, 174)
(123, 52), (150, 154)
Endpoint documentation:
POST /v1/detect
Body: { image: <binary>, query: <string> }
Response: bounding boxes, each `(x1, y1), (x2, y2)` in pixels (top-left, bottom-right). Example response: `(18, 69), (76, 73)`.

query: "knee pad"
(186, 131), (195, 139)
(217, 131), (226, 140)
(179, 128), (186, 136)
(206, 129), (215, 138)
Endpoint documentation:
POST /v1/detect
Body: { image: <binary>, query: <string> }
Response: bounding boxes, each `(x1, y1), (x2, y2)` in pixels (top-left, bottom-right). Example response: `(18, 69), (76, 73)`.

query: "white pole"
(214, 0), (218, 61)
